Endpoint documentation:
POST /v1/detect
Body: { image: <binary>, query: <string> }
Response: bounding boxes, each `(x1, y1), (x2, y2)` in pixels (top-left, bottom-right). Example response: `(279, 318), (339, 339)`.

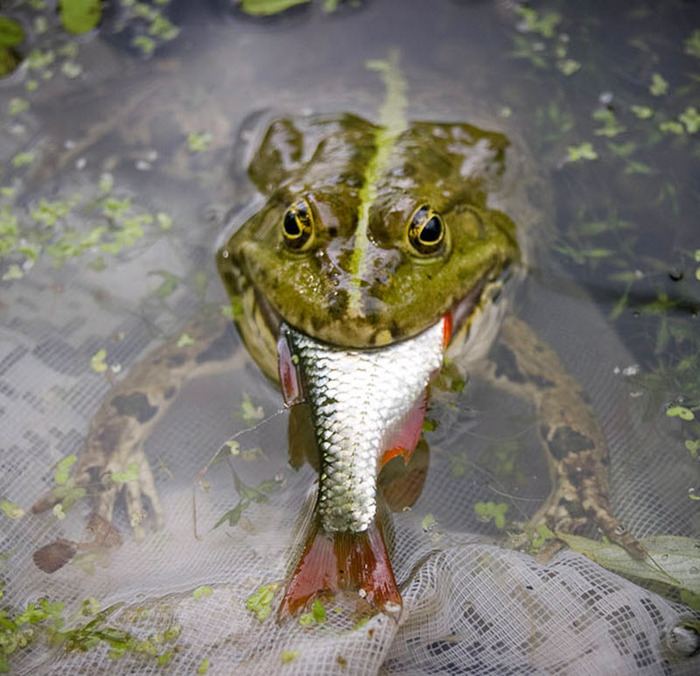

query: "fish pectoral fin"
(277, 329), (304, 406)
(380, 390), (429, 468)
(380, 438), (430, 512)
(278, 519), (401, 619)
(287, 403), (319, 471)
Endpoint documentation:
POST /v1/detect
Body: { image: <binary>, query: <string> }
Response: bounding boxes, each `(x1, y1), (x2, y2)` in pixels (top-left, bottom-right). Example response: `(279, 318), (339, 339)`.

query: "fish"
(276, 315), (451, 616)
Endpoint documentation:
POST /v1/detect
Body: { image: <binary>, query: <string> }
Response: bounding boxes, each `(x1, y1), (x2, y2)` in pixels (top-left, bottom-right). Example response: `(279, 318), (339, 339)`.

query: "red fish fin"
(278, 518), (401, 618)
(380, 438), (430, 512)
(277, 330), (303, 406)
(381, 390), (429, 467)
(287, 403), (319, 471)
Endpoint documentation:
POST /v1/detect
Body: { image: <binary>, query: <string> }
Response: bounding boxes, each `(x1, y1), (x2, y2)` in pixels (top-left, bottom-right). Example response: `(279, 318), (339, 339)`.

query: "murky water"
(1, 1), (698, 674)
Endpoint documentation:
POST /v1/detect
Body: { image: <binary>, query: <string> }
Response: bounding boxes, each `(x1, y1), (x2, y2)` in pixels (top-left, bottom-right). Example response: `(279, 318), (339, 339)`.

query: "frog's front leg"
(32, 312), (244, 541)
(476, 316), (646, 560)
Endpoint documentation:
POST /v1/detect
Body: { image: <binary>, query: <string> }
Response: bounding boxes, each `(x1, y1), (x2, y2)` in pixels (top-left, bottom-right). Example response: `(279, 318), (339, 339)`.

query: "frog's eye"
(282, 198), (314, 250)
(408, 205), (445, 255)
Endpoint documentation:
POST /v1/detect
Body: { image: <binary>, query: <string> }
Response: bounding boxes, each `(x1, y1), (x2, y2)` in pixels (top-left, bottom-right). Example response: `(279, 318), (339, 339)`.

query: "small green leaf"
(311, 598), (326, 623)
(176, 333), (194, 347)
(55, 455), (77, 485)
(281, 650), (300, 663)
(659, 120), (684, 135)
(685, 439), (699, 459)
(61, 61), (82, 78)
(531, 524), (554, 549)
(684, 29), (700, 58)
(566, 142), (598, 162)
(1, 500), (24, 519)
(81, 597), (101, 616)
(8, 97), (29, 115)
(132, 35), (156, 55)
(239, 0), (311, 16)
(60, 0), (102, 35)
(213, 500), (249, 528)
(156, 212), (172, 230)
(666, 406), (695, 421)
(90, 348), (108, 373)
(474, 501), (509, 529)
(607, 141), (636, 158)
(239, 392), (264, 422)
(298, 612), (314, 626)
(245, 583), (279, 621)
(112, 462), (140, 483)
(192, 585), (212, 599)
(516, 7), (561, 38)
(630, 105), (654, 119)
(0, 16), (25, 47)
(421, 513), (436, 531)
(12, 152), (35, 168)
(649, 73), (669, 96)
(187, 132), (213, 153)
(679, 106), (699, 134)
(197, 658), (210, 674)
(2, 264), (23, 281)
(557, 59), (580, 76)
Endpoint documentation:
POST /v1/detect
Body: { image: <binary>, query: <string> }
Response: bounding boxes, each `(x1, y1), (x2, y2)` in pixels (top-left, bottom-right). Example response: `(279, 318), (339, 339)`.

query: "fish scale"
(285, 319), (446, 533)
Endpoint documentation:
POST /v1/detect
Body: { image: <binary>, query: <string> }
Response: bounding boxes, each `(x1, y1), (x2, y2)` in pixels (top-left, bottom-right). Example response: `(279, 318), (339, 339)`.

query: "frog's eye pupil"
(283, 211), (301, 237)
(421, 216), (442, 243)
(408, 205), (445, 255)
(282, 199), (314, 250)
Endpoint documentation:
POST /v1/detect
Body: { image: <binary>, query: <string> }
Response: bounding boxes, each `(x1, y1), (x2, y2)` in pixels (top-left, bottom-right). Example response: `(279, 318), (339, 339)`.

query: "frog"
(216, 112), (647, 612)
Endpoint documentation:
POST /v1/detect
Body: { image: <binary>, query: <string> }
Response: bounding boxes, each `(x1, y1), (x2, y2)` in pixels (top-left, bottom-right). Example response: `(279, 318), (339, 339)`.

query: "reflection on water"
(0, 1), (698, 674)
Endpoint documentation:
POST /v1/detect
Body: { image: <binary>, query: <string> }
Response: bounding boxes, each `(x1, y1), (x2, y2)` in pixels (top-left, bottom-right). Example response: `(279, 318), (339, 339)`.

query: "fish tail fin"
(278, 514), (401, 618)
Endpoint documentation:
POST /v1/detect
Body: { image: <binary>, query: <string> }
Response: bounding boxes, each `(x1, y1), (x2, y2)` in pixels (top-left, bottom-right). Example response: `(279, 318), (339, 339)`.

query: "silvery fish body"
(286, 320), (446, 533)
(278, 318), (448, 616)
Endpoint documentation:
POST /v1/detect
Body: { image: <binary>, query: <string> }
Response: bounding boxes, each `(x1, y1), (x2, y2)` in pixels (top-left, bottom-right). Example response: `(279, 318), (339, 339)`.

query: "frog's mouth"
(238, 275), (504, 382)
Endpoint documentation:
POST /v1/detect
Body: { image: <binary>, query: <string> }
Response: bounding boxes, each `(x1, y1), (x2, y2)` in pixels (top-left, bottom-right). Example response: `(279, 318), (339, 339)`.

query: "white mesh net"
(1, 5), (699, 675)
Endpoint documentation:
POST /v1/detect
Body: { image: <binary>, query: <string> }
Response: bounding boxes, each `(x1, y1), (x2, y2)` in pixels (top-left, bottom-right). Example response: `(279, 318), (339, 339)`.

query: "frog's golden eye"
(408, 205), (445, 255)
(282, 198), (314, 250)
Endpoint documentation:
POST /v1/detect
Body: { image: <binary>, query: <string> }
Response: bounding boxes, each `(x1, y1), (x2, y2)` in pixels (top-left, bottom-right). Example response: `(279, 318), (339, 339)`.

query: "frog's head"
(218, 114), (519, 380)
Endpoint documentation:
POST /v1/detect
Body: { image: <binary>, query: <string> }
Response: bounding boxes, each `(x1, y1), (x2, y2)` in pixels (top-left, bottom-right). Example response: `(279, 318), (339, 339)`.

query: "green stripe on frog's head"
(346, 51), (409, 319)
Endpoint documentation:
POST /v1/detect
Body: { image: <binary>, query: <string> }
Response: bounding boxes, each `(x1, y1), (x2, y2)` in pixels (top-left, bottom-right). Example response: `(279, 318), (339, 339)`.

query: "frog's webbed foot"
(31, 445), (164, 541)
(479, 316), (646, 561)
(32, 313), (239, 543)
(529, 445), (646, 561)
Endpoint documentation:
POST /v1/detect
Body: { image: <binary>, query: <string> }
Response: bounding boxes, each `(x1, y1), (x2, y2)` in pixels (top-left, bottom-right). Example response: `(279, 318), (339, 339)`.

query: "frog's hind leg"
(476, 316), (646, 560)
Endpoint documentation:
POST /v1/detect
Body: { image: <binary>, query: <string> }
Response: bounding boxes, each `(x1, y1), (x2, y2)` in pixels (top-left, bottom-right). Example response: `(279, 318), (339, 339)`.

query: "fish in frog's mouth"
(275, 315), (452, 617)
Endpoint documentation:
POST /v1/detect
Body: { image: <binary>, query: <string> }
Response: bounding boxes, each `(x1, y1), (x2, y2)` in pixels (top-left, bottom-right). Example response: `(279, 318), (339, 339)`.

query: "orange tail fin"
(278, 517), (401, 618)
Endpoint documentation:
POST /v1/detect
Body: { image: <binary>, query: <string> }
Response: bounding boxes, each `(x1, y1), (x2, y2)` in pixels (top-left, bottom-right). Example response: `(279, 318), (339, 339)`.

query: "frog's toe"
(94, 480), (118, 525)
(137, 459), (164, 531)
(124, 482), (149, 541)
(119, 453), (164, 538)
